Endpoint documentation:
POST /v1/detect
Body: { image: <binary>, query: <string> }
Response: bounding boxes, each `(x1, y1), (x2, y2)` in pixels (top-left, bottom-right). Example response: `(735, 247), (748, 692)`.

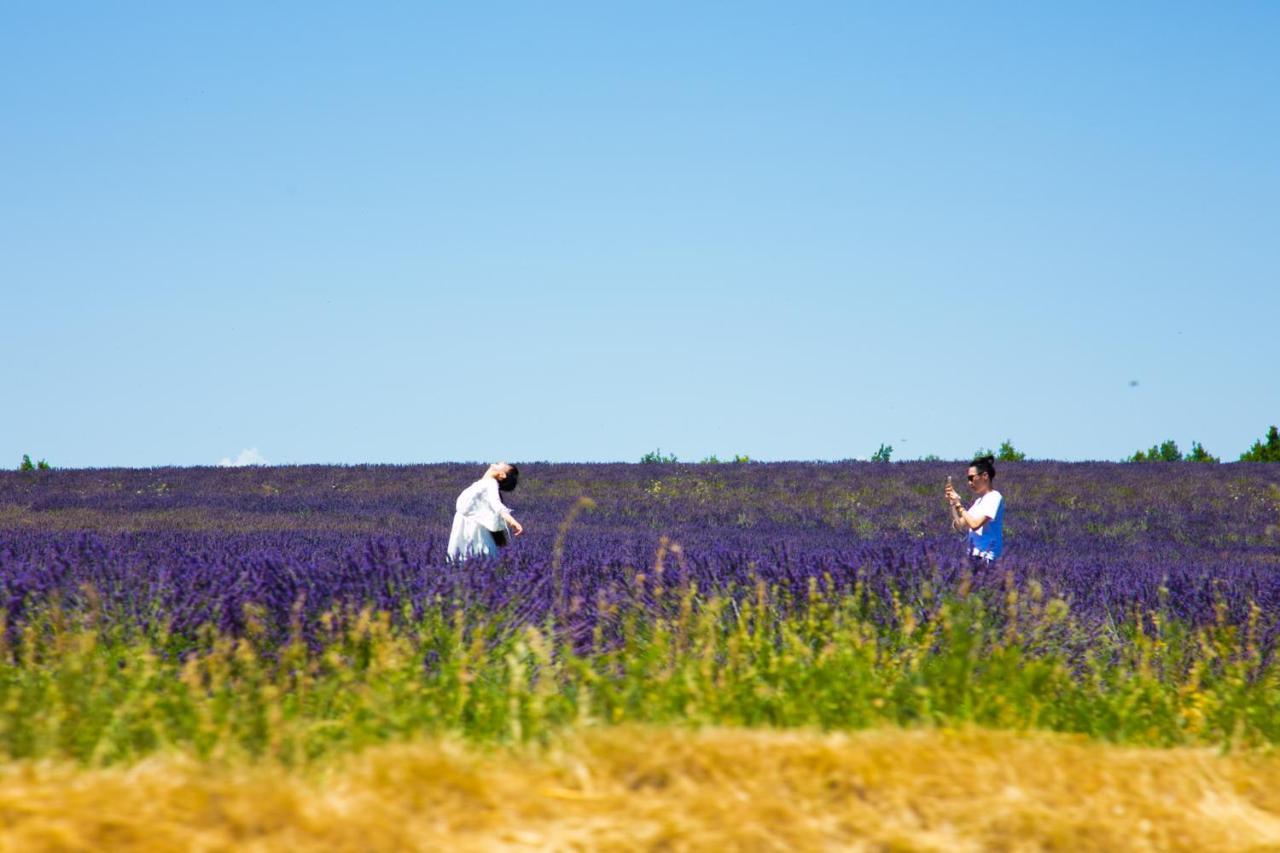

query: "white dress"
(446, 477), (511, 560)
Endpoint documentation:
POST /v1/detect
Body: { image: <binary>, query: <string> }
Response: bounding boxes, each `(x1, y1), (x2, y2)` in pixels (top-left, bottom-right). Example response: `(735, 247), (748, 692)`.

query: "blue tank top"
(967, 490), (1004, 560)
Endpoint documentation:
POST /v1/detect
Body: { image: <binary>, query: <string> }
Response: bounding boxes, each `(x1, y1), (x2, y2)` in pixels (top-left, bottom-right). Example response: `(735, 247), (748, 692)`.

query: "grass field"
(3, 462), (1279, 848)
(4, 727), (1280, 851)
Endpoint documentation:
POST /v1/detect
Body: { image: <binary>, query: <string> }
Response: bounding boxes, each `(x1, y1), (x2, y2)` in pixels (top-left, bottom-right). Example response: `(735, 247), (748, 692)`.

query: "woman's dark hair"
(498, 464), (519, 492)
(970, 455), (996, 480)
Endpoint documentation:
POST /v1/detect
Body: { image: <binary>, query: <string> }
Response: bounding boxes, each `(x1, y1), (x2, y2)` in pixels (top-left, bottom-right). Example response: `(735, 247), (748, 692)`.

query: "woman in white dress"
(446, 462), (524, 561)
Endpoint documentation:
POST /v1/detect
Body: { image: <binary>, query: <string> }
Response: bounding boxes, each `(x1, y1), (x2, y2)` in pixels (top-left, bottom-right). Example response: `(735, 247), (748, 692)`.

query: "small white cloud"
(218, 447), (269, 467)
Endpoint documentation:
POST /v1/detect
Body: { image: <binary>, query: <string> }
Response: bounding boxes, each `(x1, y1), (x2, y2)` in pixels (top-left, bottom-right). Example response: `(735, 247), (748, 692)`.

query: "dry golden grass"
(3, 727), (1280, 851)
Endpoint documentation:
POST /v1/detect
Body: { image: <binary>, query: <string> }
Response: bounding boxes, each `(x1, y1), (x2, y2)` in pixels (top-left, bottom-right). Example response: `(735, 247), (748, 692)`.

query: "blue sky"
(3, 3), (1277, 466)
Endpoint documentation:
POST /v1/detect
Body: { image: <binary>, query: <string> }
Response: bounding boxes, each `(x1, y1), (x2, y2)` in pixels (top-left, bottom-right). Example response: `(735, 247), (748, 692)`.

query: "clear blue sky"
(3, 3), (1277, 466)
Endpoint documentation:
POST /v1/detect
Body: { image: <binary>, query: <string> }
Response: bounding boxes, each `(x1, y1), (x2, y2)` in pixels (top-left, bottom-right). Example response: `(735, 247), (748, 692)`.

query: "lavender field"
(1, 461), (1279, 763)
(3, 461), (1278, 640)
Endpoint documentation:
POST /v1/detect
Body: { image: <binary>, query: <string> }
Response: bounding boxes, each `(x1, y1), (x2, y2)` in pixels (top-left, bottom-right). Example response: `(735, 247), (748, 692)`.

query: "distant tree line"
(639, 428), (1280, 464)
(1127, 426), (1280, 463)
(646, 426), (1280, 464)
(1127, 440), (1218, 463)
(873, 439), (1027, 464)
(23, 429), (1280, 473)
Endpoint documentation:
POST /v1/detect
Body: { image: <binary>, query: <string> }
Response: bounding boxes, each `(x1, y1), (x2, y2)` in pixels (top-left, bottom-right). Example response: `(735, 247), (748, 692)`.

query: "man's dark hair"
(970, 455), (996, 480)
(499, 464), (519, 492)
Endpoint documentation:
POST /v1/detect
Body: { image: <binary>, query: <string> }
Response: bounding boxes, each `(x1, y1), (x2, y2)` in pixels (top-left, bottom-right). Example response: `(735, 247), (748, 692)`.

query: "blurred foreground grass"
(3, 726), (1280, 851)
(4, 580), (1280, 764)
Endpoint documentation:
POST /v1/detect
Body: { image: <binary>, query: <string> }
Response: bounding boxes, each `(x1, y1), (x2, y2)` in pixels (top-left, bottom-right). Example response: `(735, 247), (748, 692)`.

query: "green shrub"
(871, 444), (893, 463)
(18, 454), (50, 471)
(997, 440), (1027, 462)
(700, 454), (750, 464)
(1240, 426), (1280, 463)
(640, 448), (679, 464)
(1127, 440), (1182, 463)
(1185, 442), (1220, 463)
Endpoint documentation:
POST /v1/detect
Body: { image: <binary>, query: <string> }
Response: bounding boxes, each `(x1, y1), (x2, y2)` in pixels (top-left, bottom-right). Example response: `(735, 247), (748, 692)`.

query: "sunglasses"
(966, 474), (984, 482)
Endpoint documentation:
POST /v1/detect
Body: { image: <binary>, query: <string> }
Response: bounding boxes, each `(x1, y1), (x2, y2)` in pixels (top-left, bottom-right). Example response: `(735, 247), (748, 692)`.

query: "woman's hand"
(509, 519), (524, 537)
(944, 482), (960, 504)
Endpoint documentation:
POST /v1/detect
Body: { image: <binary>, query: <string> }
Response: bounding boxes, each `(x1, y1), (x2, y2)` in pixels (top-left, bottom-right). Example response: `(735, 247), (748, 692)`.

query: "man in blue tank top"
(945, 454), (1004, 564)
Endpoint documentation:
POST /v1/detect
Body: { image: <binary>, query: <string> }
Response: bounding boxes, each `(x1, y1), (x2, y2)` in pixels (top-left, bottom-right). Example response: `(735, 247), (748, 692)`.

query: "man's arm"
(957, 506), (991, 531)
(952, 497), (992, 532)
(945, 482), (967, 532)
